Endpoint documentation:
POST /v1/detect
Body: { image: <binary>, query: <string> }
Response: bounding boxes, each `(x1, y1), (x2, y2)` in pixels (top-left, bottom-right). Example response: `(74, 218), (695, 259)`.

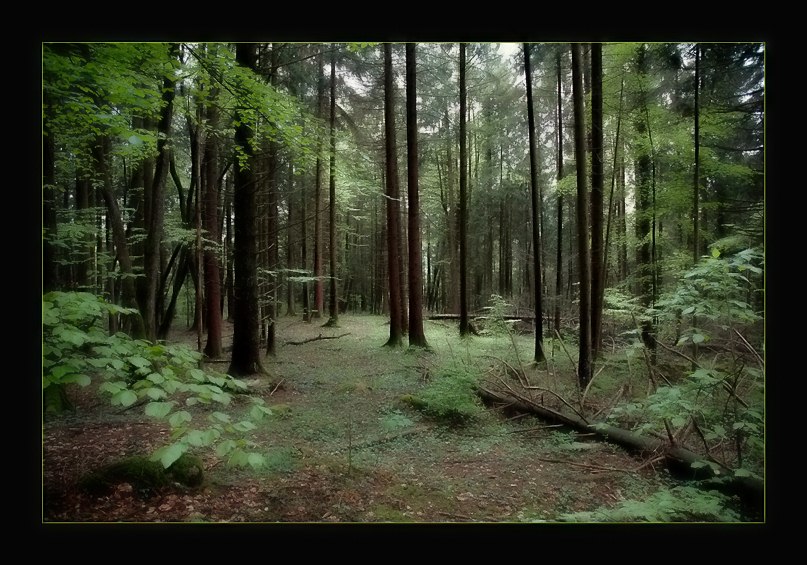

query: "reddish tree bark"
(383, 43), (403, 347)
(405, 43), (428, 348)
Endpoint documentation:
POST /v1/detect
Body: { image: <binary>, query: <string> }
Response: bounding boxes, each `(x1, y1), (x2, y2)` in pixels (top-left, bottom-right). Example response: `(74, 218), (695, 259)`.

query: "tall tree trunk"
(383, 43), (403, 347)
(618, 152), (628, 283)
(228, 43), (265, 377)
(194, 104), (205, 351)
(143, 43), (178, 342)
(602, 77), (625, 298)
(325, 49), (339, 327)
(286, 161), (297, 317)
(202, 93), (223, 358)
(43, 95), (59, 293)
(571, 43), (592, 388)
(693, 42), (701, 265)
(405, 43), (429, 348)
(263, 56), (280, 357)
(444, 110), (460, 315)
(313, 52), (325, 319)
(524, 43), (545, 362)
(301, 170), (311, 321)
(224, 179), (235, 321)
(590, 43), (605, 358)
(459, 43), (470, 337)
(554, 51), (564, 335)
(95, 139), (145, 338)
(633, 44), (656, 357)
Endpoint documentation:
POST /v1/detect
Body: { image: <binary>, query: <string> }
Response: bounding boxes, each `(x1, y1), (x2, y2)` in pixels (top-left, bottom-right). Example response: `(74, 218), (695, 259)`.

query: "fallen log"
(428, 314), (534, 321)
(477, 386), (763, 513)
(285, 332), (351, 346)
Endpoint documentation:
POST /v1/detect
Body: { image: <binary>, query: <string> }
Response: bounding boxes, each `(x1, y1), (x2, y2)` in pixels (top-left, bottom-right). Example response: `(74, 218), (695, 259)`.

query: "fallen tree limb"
(477, 386), (763, 511)
(533, 456), (634, 475)
(285, 332), (351, 346)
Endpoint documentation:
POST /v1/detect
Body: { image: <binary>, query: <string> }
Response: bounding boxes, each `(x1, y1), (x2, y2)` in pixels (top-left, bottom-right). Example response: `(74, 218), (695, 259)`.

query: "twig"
(534, 456), (632, 475)
(733, 328), (764, 368)
(656, 338), (749, 408)
(269, 379), (285, 396)
(581, 363), (607, 409)
(655, 338), (698, 367)
(285, 332), (351, 345)
(490, 378), (584, 426)
(591, 383), (625, 420)
(507, 424), (565, 433)
(437, 511), (473, 521)
(554, 330), (578, 377)
(486, 355), (528, 388)
(633, 455), (665, 472)
(519, 383), (590, 425)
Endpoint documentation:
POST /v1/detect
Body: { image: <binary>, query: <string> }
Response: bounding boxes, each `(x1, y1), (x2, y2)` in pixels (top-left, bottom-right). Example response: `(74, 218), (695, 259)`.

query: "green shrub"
(402, 366), (483, 424)
(43, 291), (272, 470)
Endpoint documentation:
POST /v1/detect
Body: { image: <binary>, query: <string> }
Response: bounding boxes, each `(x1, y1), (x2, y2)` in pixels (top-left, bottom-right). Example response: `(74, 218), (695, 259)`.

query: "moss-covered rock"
(79, 454), (204, 496)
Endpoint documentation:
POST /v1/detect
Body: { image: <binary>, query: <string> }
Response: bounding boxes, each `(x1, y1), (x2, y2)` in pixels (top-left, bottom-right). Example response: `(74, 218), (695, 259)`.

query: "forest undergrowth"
(43, 311), (757, 523)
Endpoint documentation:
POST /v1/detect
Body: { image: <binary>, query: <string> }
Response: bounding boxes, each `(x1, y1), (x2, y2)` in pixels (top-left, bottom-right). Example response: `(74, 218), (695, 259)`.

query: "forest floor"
(43, 315), (684, 523)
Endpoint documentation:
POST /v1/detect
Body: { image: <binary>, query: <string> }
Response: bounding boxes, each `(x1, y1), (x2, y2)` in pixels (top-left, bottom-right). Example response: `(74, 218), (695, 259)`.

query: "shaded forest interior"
(43, 42), (764, 523)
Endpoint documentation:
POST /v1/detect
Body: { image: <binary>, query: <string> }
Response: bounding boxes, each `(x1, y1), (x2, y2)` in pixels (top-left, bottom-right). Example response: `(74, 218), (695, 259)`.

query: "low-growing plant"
(557, 485), (741, 522)
(402, 366), (484, 425)
(43, 291), (272, 470)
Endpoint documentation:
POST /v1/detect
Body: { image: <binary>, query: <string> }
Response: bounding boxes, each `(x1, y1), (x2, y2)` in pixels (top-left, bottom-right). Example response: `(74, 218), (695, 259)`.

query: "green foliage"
(605, 246), (764, 477)
(476, 294), (513, 335)
(43, 291), (270, 470)
(557, 485), (741, 522)
(655, 247), (762, 343)
(404, 366), (484, 425)
(379, 409), (415, 432)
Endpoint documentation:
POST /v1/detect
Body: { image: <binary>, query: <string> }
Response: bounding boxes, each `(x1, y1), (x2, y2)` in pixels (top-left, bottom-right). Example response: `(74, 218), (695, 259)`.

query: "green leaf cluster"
(557, 485), (741, 522)
(43, 291), (271, 470)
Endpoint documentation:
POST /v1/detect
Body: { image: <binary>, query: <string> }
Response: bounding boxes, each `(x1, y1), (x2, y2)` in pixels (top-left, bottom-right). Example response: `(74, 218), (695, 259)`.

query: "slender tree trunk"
(405, 43), (429, 348)
(618, 152), (628, 282)
(693, 43), (701, 265)
(228, 43), (265, 377)
(524, 43), (545, 362)
(602, 77), (625, 298)
(224, 180), (235, 321)
(194, 104), (205, 352)
(95, 139), (145, 338)
(325, 49), (339, 327)
(383, 43), (403, 347)
(571, 43), (592, 388)
(459, 43), (470, 337)
(265, 142), (279, 355)
(203, 91), (223, 358)
(590, 43), (605, 358)
(633, 44), (656, 357)
(554, 51), (564, 335)
(286, 161), (297, 317)
(43, 95), (60, 292)
(143, 43), (178, 342)
(301, 170), (310, 322)
(313, 52), (325, 319)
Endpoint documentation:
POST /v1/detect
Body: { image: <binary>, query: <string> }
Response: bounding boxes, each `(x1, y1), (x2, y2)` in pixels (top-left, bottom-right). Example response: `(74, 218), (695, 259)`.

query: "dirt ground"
(43, 315), (679, 523)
